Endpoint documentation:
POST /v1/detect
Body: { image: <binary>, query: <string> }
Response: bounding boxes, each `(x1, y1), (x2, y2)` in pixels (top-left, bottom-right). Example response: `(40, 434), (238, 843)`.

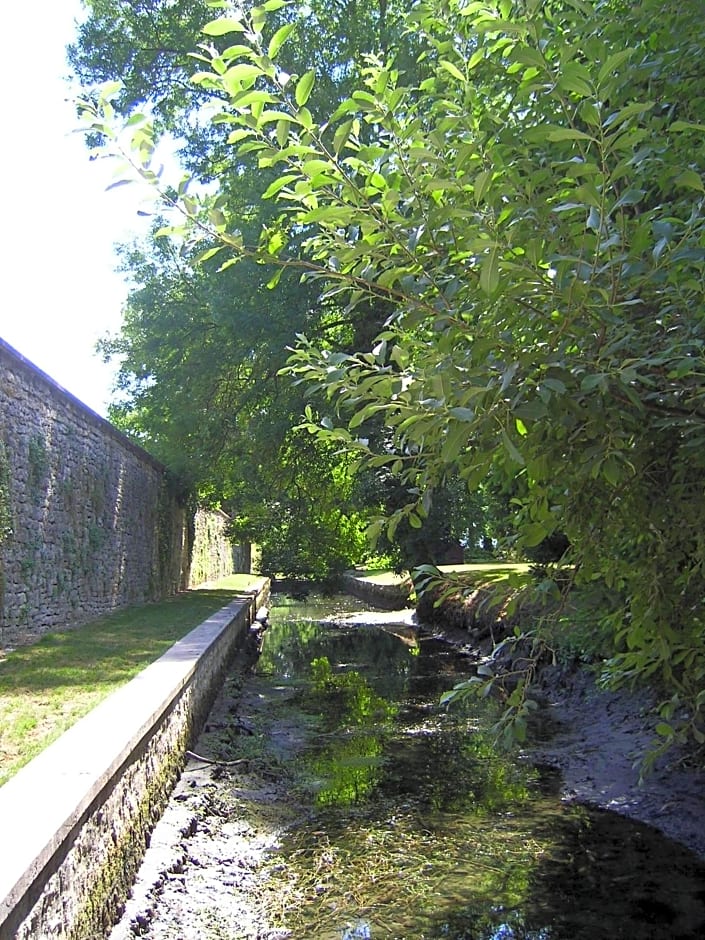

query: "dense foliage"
(78, 0), (705, 753)
(73, 0), (431, 579)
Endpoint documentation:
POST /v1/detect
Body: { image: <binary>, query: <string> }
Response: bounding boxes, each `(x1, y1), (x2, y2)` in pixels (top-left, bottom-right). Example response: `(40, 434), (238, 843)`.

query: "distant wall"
(188, 509), (250, 588)
(0, 338), (247, 649)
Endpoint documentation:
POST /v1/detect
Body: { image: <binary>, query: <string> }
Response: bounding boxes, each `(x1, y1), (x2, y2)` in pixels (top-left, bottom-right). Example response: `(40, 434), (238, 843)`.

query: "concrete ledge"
(341, 570), (412, 610)
(0, 580), (269, 939)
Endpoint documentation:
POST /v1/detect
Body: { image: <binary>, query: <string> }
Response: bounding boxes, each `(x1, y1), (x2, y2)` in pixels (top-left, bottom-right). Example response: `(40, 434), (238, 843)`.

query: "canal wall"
(0, 579), (269, 940)
(341, 570), (412, 609)
(0, 338), (248, 649)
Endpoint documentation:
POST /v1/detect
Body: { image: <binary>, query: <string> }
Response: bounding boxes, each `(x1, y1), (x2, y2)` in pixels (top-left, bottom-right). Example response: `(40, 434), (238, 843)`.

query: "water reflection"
(305, 655), (394, 806)
(254, 593), (705, 939)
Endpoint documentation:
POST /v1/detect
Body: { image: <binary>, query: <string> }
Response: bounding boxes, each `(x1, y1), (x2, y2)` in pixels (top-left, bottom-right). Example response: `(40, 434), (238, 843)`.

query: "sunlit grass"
(354, 562), (530, 585)
(437, 562), (530, 576)
(352, 569), (411, 585)
(0, 573), (263, 786)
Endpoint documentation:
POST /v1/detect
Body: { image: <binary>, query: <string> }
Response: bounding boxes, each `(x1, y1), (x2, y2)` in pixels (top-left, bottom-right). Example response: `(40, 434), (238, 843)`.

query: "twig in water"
(185, 749), (250, 767)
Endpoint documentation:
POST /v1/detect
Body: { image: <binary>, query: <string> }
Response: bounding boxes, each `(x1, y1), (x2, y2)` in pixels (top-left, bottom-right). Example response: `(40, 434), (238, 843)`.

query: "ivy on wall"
(27, 433), (49, 498)
(0, 439), (11, 643)
(154, 472), (192, 597)
(0, 440), (11, 545)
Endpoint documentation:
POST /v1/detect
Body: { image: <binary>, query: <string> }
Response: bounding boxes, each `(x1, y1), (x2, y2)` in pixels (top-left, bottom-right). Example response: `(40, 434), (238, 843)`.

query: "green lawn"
(0, 574), (262, 786)
(354, 562), (529, 585)
(436, 562), (531, 584)
(351, 568), (412, 585)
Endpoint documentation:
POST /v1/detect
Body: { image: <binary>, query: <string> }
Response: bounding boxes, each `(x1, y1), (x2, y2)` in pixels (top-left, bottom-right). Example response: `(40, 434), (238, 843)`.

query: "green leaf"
(251, 6), (266, 33)
(586, 205), (601, 231)
(581, 373), (609, 393)
(597, 49), (632, 86)
(266, 267), (284, 289)
(333, 119), (354, 155)
(442, 423), (469, 461)
(227, 128), (253, 144)
(257, 110), (294, 124)
(501, 429), (524, 466)
(508, 46), (546, 71)
(480, 246), (500, 295)
(671, 120), (705, 133)
(675, 169), (705, 193)
(97, 80), (124, 100)
(300, 205), (349, 223)
(268, 22), (295, 59)
(276, 119), (290, 147)
(602, 458), (621, 487)
(558, 63), (593, 98)
(220, 43), (258, 62)
(521, 522), (549, 547)
(261, 174), (298, 199)
(514, 399), (548, 421)
(302, 158), (333, 179)
(474, 168), (492, 203)
(440, 59), (466, 82)
(195, 245), (224, 264)
(542, 377), (566, 394)
(202, 17), (245, 35)
(298, 107), (314, 130)
(208, 207), (227, 229)
(467, 48), (485, 70)
(222, 63), (264, 94)
(295, 69), (315, 107)
(546, 127), (594, 142)
(603, 101), (653, 129)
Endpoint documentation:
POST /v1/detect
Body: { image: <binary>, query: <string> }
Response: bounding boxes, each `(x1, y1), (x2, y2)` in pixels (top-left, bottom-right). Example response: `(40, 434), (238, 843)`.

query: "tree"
(72, 0), (425, 579)
(82, 0), (705, 752)
(99, 222), (374, 580)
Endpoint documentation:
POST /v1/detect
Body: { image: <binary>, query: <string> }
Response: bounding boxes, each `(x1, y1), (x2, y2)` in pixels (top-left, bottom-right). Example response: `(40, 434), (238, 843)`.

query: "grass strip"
(354, 562), (529, 586)
(0, 573), (262, 786)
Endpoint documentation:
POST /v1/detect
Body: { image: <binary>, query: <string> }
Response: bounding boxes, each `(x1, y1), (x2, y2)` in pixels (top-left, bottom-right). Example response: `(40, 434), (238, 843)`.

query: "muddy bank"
(107, 638), (294, 940)
(413, 577), (705, 860)
(528, 664), (705, 860)
(419, 618), (705, 861)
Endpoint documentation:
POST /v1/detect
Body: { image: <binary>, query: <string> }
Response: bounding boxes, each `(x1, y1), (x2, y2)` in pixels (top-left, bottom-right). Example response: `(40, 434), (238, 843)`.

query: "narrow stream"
(112, 591), (705, 940)
(252, 593), (705, 939)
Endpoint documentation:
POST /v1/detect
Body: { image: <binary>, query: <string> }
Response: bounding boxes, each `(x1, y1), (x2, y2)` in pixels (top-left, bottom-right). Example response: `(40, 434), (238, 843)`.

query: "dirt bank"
(419, 619), (705, 861)
(108, 637), (299, 940)
(527, 664), (705, 859)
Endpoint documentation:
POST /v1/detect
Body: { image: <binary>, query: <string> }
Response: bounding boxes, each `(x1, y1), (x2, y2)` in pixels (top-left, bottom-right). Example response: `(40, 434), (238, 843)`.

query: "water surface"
(253, 592), (705, 940)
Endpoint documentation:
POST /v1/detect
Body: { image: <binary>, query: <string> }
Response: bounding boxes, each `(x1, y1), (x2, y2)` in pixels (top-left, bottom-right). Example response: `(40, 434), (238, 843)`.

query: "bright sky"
(0, 1), (154, 417)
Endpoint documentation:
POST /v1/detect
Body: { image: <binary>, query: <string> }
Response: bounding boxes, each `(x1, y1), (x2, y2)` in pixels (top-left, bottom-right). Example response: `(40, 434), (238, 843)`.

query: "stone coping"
(0, 580), (269, 938)
(341, 570), (412, 609)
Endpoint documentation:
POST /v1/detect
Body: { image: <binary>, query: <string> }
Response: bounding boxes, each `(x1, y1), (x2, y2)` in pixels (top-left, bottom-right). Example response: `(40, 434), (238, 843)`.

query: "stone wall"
(188, 509), (251, 588)
(0, 338), (247, 649)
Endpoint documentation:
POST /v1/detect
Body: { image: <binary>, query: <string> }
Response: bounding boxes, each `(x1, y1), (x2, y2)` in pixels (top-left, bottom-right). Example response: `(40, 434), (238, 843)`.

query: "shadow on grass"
(0, 579), (265, 785)
(0, 589), (255, 695)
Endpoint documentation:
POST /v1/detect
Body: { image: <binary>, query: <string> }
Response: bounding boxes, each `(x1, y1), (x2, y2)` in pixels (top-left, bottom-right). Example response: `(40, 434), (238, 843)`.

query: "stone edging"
(0, 580), (269, 940)
(340, 571), (412, 610)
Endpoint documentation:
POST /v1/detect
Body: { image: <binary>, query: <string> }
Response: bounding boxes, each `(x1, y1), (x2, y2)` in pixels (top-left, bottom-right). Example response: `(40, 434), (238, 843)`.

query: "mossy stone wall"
(0, 339), (245, 648)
